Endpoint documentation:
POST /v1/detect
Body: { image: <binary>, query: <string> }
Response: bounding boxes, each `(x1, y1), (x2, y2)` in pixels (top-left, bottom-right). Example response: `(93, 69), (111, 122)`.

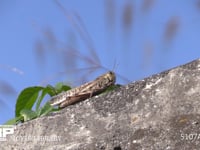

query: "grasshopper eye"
(108, 71), (114, 76)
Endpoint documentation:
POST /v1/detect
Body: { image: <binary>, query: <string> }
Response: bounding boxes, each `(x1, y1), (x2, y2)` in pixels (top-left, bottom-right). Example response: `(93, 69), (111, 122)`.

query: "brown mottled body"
(49, 71), (116, 108)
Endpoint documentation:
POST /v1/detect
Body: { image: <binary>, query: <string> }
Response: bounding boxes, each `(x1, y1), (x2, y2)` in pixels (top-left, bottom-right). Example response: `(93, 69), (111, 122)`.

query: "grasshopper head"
(104, 71), (116, 85)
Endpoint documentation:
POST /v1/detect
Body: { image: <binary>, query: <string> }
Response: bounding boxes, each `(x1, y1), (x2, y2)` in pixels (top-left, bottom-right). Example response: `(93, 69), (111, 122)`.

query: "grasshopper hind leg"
(59, 93), (90, 108)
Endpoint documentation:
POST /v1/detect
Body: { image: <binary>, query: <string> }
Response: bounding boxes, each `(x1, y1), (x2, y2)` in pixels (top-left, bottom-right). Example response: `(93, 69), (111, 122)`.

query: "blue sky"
(0, 0), (200, 123)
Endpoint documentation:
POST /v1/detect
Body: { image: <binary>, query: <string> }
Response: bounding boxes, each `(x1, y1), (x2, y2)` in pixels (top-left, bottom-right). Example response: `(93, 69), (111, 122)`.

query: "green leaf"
(20, 109), (37, 122)
(55, 82), (64, 91)
(38, 102), (54, 116)
(38, 83), (71, 98)
(61, 84), (71, 91)
(15, 86), (43, 117)
(11, 83), (71, 124)
(55, 82), (71, 93)
(104, 84), (121, 92)
(4, 116), (23, 125)
(35, 89), (48, 112)
(45, 85), (57, 97)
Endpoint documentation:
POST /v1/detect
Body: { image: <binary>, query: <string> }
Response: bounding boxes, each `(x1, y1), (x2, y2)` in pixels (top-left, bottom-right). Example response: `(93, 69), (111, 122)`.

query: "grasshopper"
(49, 71), (116, 108)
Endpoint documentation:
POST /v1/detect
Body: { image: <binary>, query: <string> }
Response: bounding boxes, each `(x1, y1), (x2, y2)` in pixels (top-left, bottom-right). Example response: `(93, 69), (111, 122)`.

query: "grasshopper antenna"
(112, 58), (119, 72)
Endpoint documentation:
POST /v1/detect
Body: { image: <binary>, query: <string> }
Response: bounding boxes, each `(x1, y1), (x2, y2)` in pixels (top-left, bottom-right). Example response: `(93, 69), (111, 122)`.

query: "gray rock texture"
(2, 59), (200, 150)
